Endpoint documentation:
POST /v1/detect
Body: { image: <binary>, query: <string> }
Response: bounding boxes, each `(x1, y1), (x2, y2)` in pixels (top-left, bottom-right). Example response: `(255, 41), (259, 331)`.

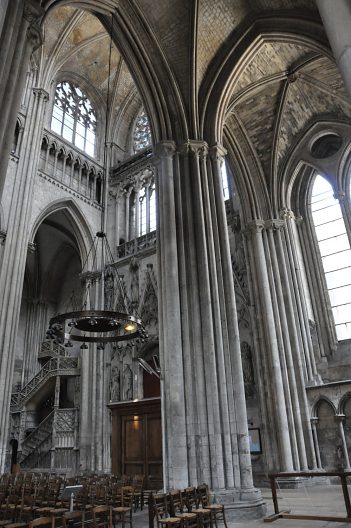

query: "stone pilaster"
(244, 220), (294, 472)
(0, 0), (44, 198)
(0, 86), (48, 472)
(154, 140), (188, 490)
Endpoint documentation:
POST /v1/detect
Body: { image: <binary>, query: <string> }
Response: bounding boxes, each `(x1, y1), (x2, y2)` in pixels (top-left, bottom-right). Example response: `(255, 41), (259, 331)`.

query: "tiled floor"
(134, 485), (351, 528)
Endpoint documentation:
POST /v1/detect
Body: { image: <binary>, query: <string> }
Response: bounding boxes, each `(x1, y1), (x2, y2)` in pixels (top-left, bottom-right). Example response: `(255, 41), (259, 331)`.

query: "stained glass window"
(51, 81), (96, 157)
(133, 110), (151, 152)
(310, 174), (351, 340)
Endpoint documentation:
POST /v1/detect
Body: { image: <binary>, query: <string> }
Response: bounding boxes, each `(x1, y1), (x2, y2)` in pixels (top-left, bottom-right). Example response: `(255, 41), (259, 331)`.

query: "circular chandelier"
(46, 232), (147, 348)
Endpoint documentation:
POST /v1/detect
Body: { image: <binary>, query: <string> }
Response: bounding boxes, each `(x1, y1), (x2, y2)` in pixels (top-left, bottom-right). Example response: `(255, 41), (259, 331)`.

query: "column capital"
(154, 140), (176, 159)
(209, 143), (227, 161)
(335, 414), (346, 423)
(178, 139), (207, 157)
(279, 208), (296, 220)
(33, 88), (49, 101)
(264, 219), (285, 231)
(243, 219), (265, 236)
(310, 416), (319, 425)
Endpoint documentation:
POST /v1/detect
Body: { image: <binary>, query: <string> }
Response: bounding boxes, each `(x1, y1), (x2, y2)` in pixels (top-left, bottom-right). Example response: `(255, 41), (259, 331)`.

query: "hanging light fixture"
(46, 15), (147, 348)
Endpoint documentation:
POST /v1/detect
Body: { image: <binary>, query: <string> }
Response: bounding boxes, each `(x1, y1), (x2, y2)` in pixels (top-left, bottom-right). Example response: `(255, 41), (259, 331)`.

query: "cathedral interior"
(1, 0), (351, 520)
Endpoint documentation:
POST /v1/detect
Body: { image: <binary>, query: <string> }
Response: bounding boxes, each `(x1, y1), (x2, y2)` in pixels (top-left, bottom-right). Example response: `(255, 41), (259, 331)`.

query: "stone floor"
(134, 485), (350, 528)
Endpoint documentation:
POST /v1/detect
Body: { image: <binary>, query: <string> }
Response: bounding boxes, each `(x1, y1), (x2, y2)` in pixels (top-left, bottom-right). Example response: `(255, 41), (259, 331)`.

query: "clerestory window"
(139, 181), (156, 236)
(310, 174), (351, 340)
(133, 109), (152, 153)
(51, 81), (96, 157)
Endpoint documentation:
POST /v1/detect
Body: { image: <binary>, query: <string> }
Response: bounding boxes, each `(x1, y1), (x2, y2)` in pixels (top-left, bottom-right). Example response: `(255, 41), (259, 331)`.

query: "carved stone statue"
(104, 266), (115, 310)
(110, 366), (120, 402)
(129, 257), (139, 311)
(123, 364), (133, 400)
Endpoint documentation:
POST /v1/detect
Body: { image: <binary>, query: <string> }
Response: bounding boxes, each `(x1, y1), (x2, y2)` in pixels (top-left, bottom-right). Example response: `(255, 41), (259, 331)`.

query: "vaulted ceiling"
(39, 0), (351, 201)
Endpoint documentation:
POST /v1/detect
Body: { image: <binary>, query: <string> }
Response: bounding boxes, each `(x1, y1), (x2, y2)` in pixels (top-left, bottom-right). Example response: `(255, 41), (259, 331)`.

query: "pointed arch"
(41, 0), (189, 143)
(29, 199), (94, 269)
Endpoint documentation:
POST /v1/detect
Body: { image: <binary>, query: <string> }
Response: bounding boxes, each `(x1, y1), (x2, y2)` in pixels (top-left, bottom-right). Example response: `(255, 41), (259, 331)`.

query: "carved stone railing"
(20, 411), (54, 461)
(116, 230), (156, 259)
(11, 356), (79, 411)
(38, 129), (103, 209)
(20, 408), (78, 470)
(39, 340), (66, 359)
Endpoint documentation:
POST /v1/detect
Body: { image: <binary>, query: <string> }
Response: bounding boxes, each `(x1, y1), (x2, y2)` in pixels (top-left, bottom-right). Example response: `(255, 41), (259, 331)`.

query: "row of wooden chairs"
(0, 475), (145, 515)
(0, 487), (135, 528)
(151, 485), (227, 528)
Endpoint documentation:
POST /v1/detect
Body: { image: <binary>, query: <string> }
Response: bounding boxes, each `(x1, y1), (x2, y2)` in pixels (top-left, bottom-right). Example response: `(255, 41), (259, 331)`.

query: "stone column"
(145, 181), (150, 233)
(244, 220), (294, 472)
(154, 140), (263, 514)
(154, 141), (188, 490)
(0, 0), (43, 199)
(124, 188), (132, 242)
(316, 0), (351, 100)
(209, 144), (255, 493)
(0, 86), (49, 472)
(335, 414), (351, 470)
(310, 417), (322, 469)
(134, 182), (142, 238)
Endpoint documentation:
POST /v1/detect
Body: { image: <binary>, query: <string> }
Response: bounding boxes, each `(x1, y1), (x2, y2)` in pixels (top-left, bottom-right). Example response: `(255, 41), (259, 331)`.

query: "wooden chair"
(151, 494), (182, 528)
(132, 476), (144, 512)
(196, 485), (227, 528)
(111, 486), (134, 528)
(168, 490), (198, 528)
(1, 495), (20, 522)
(92, 505), (110, 528)
(183, 488), (211, 528)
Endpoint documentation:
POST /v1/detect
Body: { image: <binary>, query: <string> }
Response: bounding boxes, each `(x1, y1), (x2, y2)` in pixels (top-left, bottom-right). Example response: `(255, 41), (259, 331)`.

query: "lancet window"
(221, 162), (230, 200)
(310, 174), (351, 340)
(139, 180), (156, 236)
(51, 81), (96, 157)
(133, 109), (152, 153)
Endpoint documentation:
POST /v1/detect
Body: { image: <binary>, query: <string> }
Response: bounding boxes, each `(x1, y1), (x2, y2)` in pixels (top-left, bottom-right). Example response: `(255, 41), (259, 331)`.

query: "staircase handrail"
(11, 356), (79, 409)
(20, 410), (54, 457)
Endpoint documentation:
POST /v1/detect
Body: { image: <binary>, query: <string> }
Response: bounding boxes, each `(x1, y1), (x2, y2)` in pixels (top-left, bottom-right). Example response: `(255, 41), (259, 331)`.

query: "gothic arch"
(339, 393), (351, 415)
(280, 120), (351, 214)
(312, 397), (337, 417)
(29, 199), (94, 269)
(40, 0), (189, 143)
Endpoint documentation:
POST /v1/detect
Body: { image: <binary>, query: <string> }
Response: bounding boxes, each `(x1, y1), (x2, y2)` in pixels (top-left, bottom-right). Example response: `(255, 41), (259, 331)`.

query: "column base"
(212, 488), (266, 521)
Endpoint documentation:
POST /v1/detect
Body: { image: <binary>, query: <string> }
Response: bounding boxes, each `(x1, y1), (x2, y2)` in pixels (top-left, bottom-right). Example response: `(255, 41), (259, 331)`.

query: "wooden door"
(109, 397), (162, 489)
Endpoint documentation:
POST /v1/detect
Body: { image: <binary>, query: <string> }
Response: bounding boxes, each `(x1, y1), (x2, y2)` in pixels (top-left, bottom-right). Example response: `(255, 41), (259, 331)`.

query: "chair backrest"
(183, 487), (198, 511)
(196, 484), (210, 507)
(121, 486), (134, 508)
(152, 493), (170, 520)
(168, 490), (184, 516)
(132, 475), (144, 492)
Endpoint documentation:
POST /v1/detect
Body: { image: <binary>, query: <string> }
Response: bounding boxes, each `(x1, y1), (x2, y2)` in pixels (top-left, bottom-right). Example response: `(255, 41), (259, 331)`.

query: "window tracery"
(310, 174), (351, 340)
(133, 110), (151, 153)
(51, 81), (96, 157)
